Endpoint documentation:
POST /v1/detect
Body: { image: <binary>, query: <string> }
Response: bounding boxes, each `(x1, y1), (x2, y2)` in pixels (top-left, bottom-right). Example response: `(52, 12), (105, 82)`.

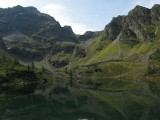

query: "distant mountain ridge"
(0, 5), (76, 41)
(76, 4), (160, 65)
(0, 5), (78, 61)
(103, 4), (160, 43)
(0, 4), (160, 68)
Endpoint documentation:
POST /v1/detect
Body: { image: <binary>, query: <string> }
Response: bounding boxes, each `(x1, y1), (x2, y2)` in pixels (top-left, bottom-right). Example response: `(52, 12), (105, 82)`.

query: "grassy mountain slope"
(1, 5), (160, 69)
(75, 4), (160, 66)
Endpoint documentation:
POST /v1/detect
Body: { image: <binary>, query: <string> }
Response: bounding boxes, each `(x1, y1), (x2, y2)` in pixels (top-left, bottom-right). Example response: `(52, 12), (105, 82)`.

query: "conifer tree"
(31, 61), (35, 71)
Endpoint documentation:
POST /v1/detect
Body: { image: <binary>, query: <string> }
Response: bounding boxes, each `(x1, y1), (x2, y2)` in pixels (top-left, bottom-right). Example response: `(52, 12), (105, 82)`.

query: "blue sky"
(0, 0), (160, 34)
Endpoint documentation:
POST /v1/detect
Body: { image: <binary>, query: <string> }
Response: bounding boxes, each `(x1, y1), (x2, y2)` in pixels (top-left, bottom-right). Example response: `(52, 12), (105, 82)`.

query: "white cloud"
(130, 0), (160, 8)
(0, 0), (28, 8)
(41, 3), (94, 34)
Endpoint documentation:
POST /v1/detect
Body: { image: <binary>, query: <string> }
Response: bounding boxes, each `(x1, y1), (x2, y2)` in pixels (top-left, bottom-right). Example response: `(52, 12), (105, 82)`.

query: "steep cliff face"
(151, 4), (160, 21)
(103, 5), (160, 44)
(0, 5), (77, 41)
(0, 5), (77, 61)
(0, 5), (55, 35)
(104, 16), (125, 41)
(78, 31), (102, 41)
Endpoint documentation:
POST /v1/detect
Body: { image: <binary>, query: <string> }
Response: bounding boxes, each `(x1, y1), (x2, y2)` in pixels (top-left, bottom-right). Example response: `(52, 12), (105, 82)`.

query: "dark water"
(0, 93), (100, 120)
(0, 80), (160, 120)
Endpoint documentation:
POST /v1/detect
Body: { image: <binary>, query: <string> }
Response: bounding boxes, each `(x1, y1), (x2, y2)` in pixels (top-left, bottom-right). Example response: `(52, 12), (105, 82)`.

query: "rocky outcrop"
(78, 31), (102, 41)
(0, 5), (77, 61)
(0, 5), (77, 41)
(102, 4), (160, 44)
(104, 16), (125, 41)
(151, 4), (160, 21)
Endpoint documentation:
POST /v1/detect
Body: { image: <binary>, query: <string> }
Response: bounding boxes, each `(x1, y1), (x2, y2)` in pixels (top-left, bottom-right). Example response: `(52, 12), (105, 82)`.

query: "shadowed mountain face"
(0, 5), (78, 61)
(0, 5), (76, 41)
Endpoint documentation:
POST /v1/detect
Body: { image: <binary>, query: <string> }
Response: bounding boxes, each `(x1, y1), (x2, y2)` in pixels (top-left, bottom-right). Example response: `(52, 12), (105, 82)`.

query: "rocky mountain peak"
(151, 4), (160, 21)
(104, 15), (124, 41)
(77, 31), (102, 41)
(25, 6), (40, 14)
(63, 25), (74, 34)
(10, 5), (27, 13)
(101, 4), (160, 44)
(128, 5), (150, 16)
(13, 5), (24, 9)
(152, 4), (160, 9)
(0, 5), (78, 61)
